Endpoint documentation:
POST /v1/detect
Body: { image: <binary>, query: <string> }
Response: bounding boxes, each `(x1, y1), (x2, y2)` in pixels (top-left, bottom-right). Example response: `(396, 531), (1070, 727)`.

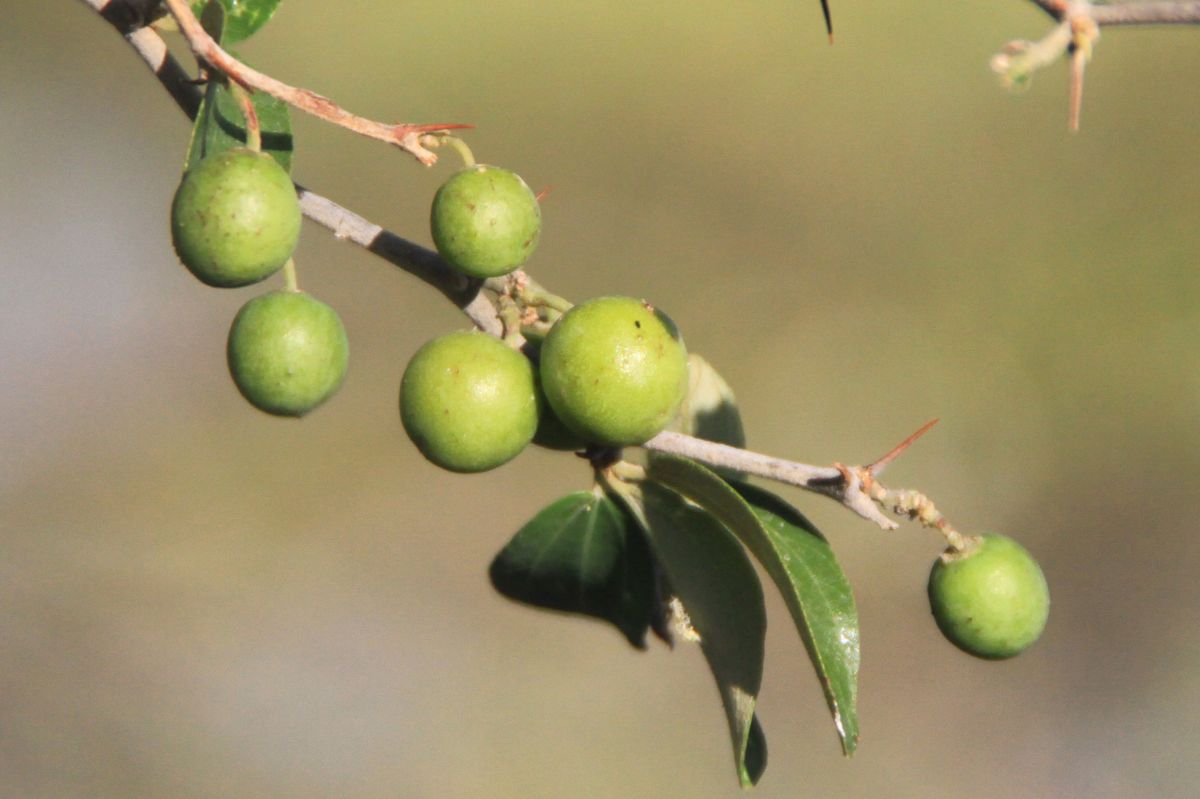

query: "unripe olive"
(400, 331), (540, 473)
(430, 165), (541, 278)
(171, 148), (301, 287)
(539, 296), (688, 447)
(927, 534), (1050, 659)
(227, 290), (349, 417)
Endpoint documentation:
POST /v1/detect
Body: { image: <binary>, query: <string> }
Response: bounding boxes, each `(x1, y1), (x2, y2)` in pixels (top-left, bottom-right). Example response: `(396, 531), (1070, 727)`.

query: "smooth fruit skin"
(539, 296), (688, 447)
(400, 331), (540, 473)
(429, 165), (541, 278)
(227, 290), (349, 417)
(928, 534), (1050, 659)
(171, 148), (301, 287)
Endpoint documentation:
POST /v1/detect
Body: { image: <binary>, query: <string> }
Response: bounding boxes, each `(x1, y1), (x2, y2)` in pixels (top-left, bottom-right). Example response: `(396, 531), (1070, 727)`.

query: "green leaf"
(646, 455), (860, 755)
(609, 480), (767, 787)
(665, 353), (746, 448)
(198, 0), (225, 40)
(191, 0), (283, 43)
(489, 492), (656, 648)
(183, 62), (293, 173)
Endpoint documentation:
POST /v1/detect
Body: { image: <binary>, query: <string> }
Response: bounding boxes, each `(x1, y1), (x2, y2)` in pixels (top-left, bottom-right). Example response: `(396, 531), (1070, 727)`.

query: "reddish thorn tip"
(868, 419), (940, 476)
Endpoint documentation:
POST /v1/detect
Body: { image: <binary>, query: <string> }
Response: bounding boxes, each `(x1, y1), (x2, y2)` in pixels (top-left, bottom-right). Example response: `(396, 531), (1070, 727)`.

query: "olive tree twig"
(1030, 0), (1200, 25)
(1092, 2), (1200, 26)
(1000, 0), (1199, 130)
(81, 0), (961, 536)
(157, 0), (467, 165)
(644, 421), (955, 535)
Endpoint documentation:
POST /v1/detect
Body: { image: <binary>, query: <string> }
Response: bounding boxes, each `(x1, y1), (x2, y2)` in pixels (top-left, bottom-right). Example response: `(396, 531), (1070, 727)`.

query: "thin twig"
(1092, 1), (1200, 26)
(1003, 1), (1197, 131)
(1028, 0), (1200, 26)
(158, 0), (467, 165)
(644, 431), (900, 529)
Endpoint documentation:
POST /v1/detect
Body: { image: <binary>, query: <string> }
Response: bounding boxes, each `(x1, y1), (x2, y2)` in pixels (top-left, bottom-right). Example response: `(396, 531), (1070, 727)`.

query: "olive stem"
(497, 295), (524, 346)
(282, 258), (299, 292)
(518, 277), (575, 314)
(866, 484), (967, 551)
(440, 135), (477, 169)
(228, 81), (262, 152)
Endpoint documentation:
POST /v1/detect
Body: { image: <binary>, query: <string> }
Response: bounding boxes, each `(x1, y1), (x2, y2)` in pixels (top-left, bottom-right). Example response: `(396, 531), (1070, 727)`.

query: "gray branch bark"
(1029, 0), (1200, 25)
(1092, 2), (1200, 26)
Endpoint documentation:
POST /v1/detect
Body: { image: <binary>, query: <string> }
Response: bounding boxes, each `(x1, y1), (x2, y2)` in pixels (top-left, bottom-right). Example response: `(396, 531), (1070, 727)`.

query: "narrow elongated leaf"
(609, 480), (767, 787)
(647, 455), (860, 755)
(736, 481), (860, 753)
(191, 0), (283, 43)
(665, 354), (745, 448)
(489, 492), (655, 648)
(198, 0), (225, 40)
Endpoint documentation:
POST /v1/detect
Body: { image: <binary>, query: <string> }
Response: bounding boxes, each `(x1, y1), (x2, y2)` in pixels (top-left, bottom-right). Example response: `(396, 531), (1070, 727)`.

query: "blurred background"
(3, 1), (1199, 796)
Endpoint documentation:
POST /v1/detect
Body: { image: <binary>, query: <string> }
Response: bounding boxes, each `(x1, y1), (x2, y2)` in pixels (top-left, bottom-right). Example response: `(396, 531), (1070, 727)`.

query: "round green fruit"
(927, 534), (1050, 659)
(400, 331), (540, 473)
(227, 290), (349, 417)
(171, 148), (301, 288)
(430, 165), (541, 278)
(539, 296), (688, 447)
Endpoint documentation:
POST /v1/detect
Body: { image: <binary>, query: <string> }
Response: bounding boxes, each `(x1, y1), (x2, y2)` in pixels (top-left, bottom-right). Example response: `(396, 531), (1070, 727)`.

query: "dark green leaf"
(489, 492), (655, 648)
(191, 0), (283, 43)
(736, 482), (860, 754)
(647, 455), (860, 755)
(609, 480), (767, 787)
(183, 63), (293, 173)
(198, 0), (225, 40)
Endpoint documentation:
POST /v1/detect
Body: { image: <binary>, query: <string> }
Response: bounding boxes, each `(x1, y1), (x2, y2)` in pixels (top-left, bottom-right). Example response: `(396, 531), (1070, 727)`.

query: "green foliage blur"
(2, 1), (1198, 796)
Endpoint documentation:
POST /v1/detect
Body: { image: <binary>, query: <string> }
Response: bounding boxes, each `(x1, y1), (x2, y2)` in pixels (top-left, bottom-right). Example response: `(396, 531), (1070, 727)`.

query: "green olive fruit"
(430, 165), (541, 278)
(927, 534), (1050, 659)
(539, 296), (688, 447)
(227, 290), (349, 417)
(400, 331), (540, 473)
(171, 148), (301, 287)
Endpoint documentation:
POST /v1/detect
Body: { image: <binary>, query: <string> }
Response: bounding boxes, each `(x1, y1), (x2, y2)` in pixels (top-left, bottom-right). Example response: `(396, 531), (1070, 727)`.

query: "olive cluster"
(401, 164), (688, 471)
(173, 151), (1048, 661)
(416, 164), (1051, 661)
(171, 148), (348, 416)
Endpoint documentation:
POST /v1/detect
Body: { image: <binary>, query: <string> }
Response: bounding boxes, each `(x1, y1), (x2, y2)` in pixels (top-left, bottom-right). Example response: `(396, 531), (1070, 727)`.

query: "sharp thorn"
(820, 0), (834, 40)
(868, 419), (940, 477)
